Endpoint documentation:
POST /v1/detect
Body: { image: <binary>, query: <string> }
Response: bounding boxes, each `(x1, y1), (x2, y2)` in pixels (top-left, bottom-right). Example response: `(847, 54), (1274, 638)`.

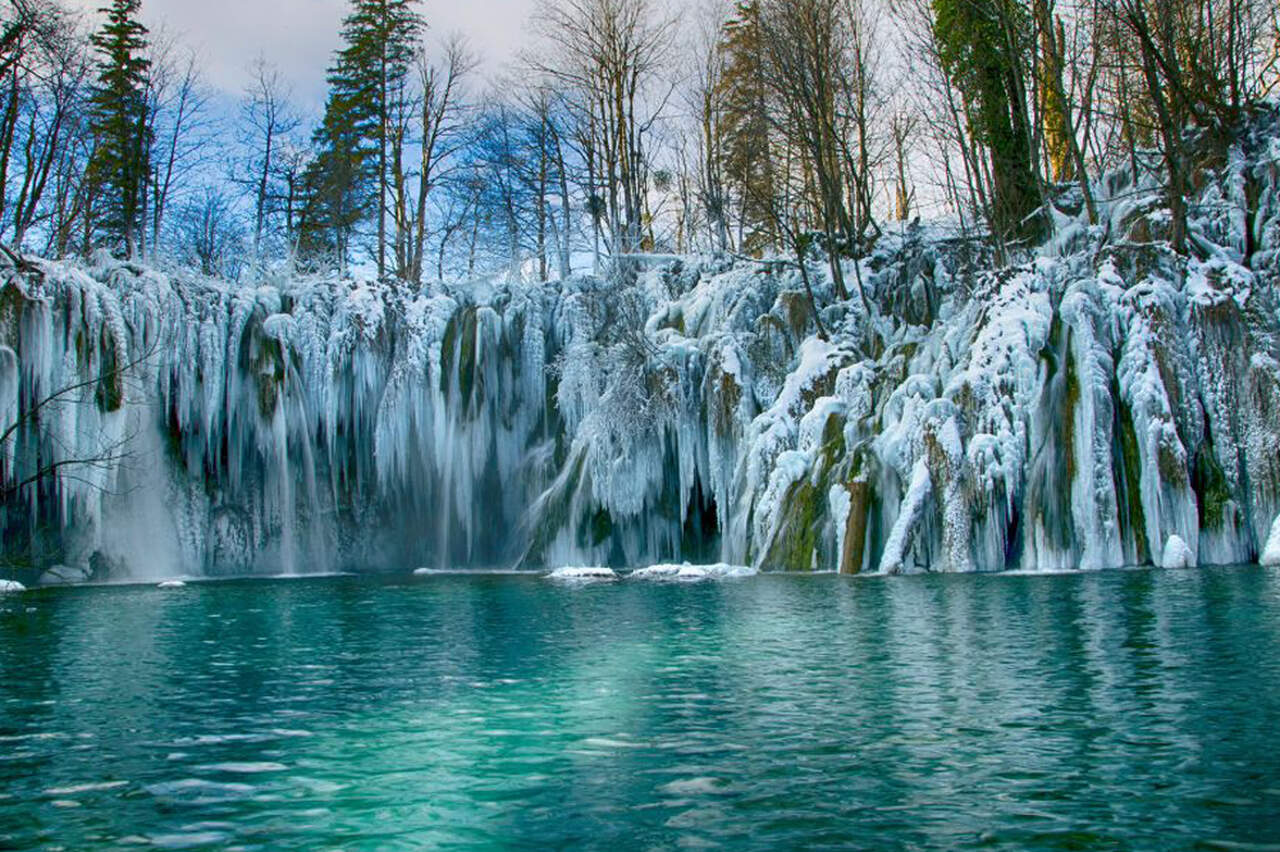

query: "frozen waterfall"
(2, 110), (1280, 581)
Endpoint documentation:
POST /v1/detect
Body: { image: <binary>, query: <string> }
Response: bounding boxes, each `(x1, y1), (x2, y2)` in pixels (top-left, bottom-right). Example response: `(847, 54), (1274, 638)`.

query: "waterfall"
(2, 113), (1280, 580)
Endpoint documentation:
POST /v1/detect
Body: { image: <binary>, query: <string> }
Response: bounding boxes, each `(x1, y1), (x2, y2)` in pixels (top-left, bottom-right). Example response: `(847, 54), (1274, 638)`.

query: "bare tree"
(145, 39), (217, 260)
(3, 2), (92, 249)
(889, 110), (916, 221)
(272, 138), (313, 254)
(530, 84), (575, 279)
(176, 185), (245, 278)
(406, 36), (475, 283)
(531, 0), (676, 257)
(236, 57), (301, 259)
(757, 0), (865, 305)
(687, 0), (733, 253)
(891, 0), (991, 230)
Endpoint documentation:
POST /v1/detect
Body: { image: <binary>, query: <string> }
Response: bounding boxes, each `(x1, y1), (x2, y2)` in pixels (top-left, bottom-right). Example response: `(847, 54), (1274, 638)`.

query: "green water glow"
(2, 568), (1279, 849)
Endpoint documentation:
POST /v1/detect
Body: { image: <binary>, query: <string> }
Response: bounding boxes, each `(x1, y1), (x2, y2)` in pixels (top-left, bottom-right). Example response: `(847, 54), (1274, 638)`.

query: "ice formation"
(1261, 514), (1280, 566)
(546, 566), (619, 581)
(627, 563), (756, 580)
(2, 111), (1280, 581)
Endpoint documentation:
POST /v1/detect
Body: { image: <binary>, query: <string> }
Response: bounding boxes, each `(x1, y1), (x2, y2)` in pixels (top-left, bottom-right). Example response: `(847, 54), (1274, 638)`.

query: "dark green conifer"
(717, 1), (776, 253)
(87, 0), (151, 258)
(932, 0), (1043, 243)
(299, 0), (422, 272)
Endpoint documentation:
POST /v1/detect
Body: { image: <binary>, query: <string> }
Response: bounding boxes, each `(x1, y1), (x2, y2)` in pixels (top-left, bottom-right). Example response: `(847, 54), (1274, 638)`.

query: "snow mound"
(412, 567), (433, 576)
(1160, 535), (1196, 569)
(545, 566), (618, 581)
(1261, 515), (1280, 566)
(0, 580), (25, 593)
(156, 580), (186, 589)
(628, 563), (756, 581)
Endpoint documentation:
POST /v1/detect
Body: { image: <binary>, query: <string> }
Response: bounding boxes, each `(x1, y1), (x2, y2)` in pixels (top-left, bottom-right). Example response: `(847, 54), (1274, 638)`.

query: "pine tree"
(87, 0), (151, 258)
(300, 0), (422, 273)
(717, 1), (777, 253)
(298, 94), (365, 264)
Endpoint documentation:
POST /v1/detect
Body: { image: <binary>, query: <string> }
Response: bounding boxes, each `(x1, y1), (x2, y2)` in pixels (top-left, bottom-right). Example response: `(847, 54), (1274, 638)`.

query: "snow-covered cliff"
(3, 111), (1280, 580)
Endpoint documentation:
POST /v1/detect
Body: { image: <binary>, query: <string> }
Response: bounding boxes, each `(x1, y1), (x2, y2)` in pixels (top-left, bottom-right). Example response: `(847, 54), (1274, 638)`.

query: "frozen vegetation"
(2, 110), (1280, 581)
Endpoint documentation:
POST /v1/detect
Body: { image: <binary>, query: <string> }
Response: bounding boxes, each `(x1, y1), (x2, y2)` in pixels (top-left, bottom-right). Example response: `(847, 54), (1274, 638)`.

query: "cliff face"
(3, 112), (1280, 581)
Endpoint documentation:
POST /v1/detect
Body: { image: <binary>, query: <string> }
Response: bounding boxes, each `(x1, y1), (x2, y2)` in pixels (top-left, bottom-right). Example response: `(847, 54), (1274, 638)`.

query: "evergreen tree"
(297, 93), (365, 264)
(933, 0), (1044, 243)
(87, 0), (151, 258)
(299, 0), (422, 273)
(717, 1), (777, 253)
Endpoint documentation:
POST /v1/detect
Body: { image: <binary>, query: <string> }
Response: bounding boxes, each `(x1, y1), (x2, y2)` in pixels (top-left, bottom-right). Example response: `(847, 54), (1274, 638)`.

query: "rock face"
(1, 112), (1279, 579)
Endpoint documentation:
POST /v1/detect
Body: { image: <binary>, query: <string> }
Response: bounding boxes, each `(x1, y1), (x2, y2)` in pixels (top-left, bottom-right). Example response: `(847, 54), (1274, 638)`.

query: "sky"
(66, 0), (538, 111)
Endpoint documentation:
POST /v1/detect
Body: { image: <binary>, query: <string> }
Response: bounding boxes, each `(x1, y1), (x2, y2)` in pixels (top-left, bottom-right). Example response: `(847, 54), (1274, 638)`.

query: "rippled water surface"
(2, 567), (1280, 850)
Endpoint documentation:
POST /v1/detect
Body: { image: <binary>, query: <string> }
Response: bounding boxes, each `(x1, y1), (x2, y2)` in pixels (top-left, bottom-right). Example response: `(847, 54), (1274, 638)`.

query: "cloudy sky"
(67, 0), (537, 110)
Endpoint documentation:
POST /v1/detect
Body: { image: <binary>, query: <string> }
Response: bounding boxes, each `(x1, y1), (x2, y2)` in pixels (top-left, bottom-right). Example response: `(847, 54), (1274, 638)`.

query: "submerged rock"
(38, 565), (90, 586)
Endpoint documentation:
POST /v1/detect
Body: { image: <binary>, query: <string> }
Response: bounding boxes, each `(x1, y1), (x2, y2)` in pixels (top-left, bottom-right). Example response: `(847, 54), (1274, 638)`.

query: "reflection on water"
(1, 567), (1279, 849)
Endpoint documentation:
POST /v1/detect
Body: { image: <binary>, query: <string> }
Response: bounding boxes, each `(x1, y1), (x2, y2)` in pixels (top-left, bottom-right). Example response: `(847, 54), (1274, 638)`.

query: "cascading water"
(2, 111), (1280, 582)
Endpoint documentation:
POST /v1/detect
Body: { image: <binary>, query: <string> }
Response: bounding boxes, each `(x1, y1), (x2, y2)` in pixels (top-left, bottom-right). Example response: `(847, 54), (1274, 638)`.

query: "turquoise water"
(1, 568), (1279, 850)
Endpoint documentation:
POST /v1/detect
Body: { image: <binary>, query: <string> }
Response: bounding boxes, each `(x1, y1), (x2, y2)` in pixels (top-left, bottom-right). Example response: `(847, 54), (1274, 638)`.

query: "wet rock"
(38, 564), (91, 586)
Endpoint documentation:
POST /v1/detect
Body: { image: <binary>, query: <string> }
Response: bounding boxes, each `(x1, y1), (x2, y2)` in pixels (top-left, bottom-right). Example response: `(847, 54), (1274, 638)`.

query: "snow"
(1160, 535), (1196, 569)
(0, 347), (18, 481)
(546, 566), (618, 581)
(628, 563), (756, 580)
(0, 580), (25, 593)
(879, 458), (932, 574)
(157, 580), (187, 589)
(828, 483), (853, 570)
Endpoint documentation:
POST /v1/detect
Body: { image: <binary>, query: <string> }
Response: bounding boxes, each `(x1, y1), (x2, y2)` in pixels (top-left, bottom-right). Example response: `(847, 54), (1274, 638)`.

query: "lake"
(1, 567), (1279, 850)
